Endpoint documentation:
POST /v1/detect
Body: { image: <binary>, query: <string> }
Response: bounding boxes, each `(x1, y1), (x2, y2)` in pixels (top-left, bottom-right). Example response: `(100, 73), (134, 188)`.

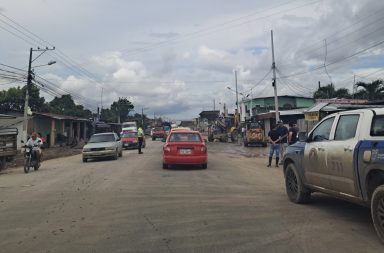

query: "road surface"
(0, 141), (382, 253)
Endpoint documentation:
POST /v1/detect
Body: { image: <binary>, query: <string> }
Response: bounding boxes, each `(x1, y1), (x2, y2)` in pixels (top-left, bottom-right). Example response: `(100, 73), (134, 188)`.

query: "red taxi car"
(162, 130), (207, 169)
(121, 131), (145, 149)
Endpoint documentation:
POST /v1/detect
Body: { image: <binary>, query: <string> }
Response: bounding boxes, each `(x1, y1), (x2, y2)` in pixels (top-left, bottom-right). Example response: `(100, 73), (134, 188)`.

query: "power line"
(279, 38), (384, 79)
(118, 0), (321, 59)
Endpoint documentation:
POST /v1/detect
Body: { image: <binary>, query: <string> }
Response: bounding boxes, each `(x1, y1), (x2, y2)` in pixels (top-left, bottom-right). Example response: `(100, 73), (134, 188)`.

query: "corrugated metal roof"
(305, 102), (329, 112)
(33, 112), (90, 121)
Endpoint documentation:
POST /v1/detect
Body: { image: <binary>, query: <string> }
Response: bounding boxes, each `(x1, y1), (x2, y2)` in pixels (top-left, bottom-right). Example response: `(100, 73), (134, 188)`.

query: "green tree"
(110, 97), (134, 123)
(355, 80), (384, 101)
(0, 85), (45, 113)
(49, 94), (92, 118)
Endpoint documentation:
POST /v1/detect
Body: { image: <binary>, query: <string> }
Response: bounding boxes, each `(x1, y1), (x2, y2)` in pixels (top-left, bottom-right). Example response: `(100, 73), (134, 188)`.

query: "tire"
(201, 163), (207, 169)
(0, 157), (7, 170)
(113, 150), (118, 160)
(371, 185), (384, 244)
(152, 137), (155, 141)
(82, 158), (88, 163)
(119, 149), (123, 157)
(24, 157), (31, 174)
(34, 160), (40, 171)
(244, 141), (248, 147)
(162, 163), (168, 169)
(284, 163), (311, 203)
(231, 130), (238, 142)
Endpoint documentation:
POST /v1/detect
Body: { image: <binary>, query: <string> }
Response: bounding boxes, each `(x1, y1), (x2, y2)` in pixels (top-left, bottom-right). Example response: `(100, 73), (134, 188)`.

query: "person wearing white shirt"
(26, 132), (42, 162)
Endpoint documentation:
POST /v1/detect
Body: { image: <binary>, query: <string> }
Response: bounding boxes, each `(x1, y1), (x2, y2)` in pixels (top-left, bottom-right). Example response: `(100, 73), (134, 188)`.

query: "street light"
(32, 61), (56, 68)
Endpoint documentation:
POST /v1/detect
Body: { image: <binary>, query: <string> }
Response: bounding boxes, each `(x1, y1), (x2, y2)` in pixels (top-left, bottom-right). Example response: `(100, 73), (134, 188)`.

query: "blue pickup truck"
(282, 108), (384, 243)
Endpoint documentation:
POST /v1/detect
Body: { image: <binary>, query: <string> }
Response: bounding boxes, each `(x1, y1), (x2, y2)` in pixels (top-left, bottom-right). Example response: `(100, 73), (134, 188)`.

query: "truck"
(282, 108), (384, 243)
(243, 120), (267, 147)
(0, 127), (18, 170)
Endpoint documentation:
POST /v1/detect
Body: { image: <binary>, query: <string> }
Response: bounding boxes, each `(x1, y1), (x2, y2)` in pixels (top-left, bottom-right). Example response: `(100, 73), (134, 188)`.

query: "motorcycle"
(21, 140), (42, 174)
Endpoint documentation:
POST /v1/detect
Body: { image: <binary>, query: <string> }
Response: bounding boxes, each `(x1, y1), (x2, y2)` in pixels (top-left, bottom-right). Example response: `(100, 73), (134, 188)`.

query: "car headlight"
(83, 148), (91, 152)
(105, 147), (115, 151)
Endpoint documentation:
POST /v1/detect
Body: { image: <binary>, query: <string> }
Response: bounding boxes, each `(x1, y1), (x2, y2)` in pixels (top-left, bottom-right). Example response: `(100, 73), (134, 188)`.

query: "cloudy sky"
(1, 0), (384, 120)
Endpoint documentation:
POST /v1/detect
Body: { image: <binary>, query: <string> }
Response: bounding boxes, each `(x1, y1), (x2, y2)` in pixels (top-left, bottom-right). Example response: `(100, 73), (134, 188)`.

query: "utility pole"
(250, 87), (253, 117)
(271, 30), (279, 123)
(213, 99), (215, 111)
(353, 74), (356, 99)
(235, 70), (239, 113)
(141, 108), (144, 127)
(23, 46), (55, 142)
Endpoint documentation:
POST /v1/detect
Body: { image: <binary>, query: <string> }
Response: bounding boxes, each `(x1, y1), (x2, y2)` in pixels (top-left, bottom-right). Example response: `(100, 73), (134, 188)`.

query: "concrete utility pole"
(235, 70), (239, 114)
(271, 30), (280, 123)
(23, 48), (33, 143)
(23, 46), (55, 142)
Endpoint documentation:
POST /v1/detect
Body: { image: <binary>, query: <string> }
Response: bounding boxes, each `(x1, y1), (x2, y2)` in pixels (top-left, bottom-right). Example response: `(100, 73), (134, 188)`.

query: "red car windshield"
(121, 132), (137, 138)
(169, 133), (201, 142)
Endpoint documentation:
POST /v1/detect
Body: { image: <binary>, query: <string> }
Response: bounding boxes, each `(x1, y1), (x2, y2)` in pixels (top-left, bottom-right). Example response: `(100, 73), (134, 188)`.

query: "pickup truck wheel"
(285, 163), (311, 203)
(371, 185), (384, 243)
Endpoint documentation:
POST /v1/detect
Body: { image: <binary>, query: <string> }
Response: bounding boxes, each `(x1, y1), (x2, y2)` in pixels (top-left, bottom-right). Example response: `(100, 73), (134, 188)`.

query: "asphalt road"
(0, 140), (383, 253)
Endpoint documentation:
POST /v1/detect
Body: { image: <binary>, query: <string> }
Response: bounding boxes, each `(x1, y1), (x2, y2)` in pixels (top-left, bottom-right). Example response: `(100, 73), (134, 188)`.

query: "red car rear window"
(169, 133), (201, 142)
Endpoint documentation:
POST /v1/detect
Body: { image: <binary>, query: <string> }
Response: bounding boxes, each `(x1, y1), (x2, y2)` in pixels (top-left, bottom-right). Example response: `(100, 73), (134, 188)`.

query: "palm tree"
(355, 80), (384, 101)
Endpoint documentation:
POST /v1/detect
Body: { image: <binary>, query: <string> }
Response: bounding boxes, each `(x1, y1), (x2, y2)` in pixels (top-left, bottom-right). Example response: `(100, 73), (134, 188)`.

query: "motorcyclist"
(26, 132), (42, 162)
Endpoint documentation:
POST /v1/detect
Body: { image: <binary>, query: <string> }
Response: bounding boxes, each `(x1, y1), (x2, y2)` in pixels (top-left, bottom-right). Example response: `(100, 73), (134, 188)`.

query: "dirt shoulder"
(8, 145), (83, 168)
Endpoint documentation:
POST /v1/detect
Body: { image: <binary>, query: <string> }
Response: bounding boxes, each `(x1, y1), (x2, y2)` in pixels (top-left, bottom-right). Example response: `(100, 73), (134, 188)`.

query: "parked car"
(282, 108), (384, 243)
(162, 130), (207, 169)
(121, 131), (145, 149)
(82, 132), (122, 162)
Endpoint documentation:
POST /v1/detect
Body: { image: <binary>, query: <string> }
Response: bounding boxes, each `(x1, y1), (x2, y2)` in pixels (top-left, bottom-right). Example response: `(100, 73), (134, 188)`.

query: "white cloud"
(1, 0), (384, 120)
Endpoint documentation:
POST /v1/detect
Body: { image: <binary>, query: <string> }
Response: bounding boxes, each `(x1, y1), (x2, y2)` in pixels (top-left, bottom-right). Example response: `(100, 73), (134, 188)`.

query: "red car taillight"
(200, 146), (207, 152)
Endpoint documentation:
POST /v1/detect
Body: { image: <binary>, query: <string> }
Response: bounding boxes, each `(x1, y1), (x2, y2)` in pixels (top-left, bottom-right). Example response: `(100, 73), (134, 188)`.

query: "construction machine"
(207, 115), (238, 142)
(243, 120), (267, 147)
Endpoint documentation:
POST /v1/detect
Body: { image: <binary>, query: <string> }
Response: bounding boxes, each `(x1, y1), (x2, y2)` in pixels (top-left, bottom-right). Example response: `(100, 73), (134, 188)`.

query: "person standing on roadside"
(267, 125), (280, 167)
(277, 120), (288, 157)
(288, 122), (298, 145)
(137, 127), (145, 154)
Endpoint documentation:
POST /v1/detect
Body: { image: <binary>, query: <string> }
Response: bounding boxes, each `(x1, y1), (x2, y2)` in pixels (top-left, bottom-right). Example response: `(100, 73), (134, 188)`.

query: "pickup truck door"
(326, 114), (360, 196)
(303, 116), (335, 189)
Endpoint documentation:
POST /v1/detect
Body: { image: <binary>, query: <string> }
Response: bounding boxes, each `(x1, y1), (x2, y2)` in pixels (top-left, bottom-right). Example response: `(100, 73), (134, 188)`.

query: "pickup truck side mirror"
(298, 132), (308, 142)
(21, 140), (24, 144)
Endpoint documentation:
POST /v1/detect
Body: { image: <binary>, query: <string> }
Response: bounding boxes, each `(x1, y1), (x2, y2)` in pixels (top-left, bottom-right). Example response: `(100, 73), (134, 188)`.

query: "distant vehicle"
(121, 131), (145, 149)
(243, 121), (267, 147)
(82, 132), (122, 162)
(122, 121), (137, 132)
(152, 126), (166, 141)
(282, 108), (384, 243)
(162, 130), (207, 169)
